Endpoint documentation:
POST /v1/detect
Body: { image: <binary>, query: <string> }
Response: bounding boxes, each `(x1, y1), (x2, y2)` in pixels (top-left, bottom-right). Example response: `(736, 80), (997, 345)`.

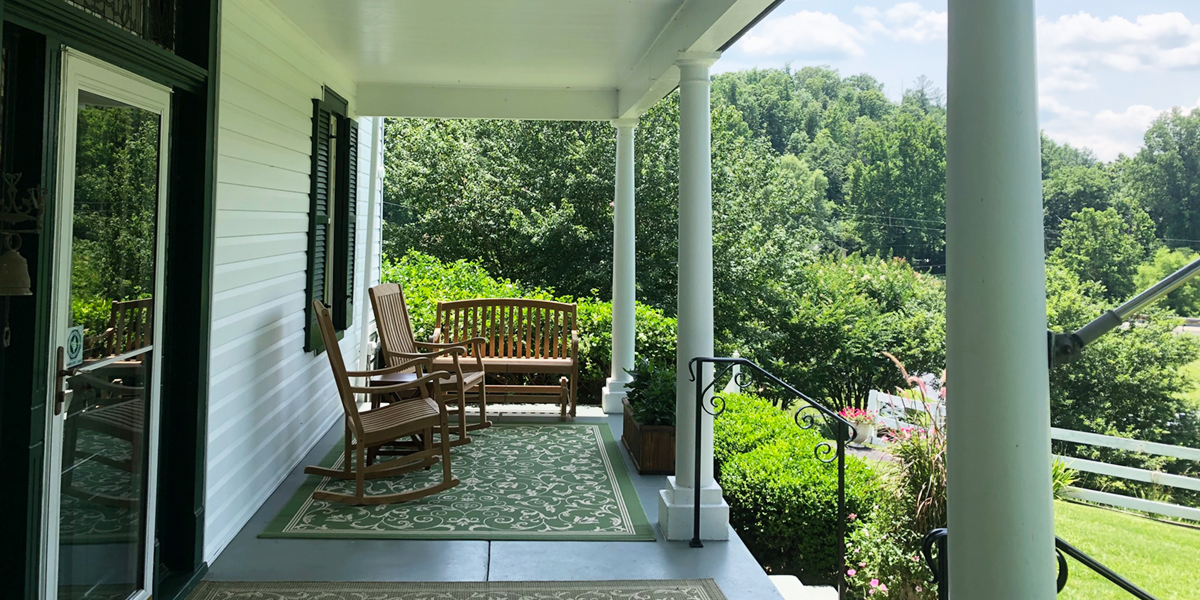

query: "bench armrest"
(386, 347), (464, 360)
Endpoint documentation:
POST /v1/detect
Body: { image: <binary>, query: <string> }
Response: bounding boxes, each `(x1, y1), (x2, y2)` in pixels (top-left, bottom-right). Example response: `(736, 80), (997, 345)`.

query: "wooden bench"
(85, 297), (153, 359)
(431, 298), (579, 419)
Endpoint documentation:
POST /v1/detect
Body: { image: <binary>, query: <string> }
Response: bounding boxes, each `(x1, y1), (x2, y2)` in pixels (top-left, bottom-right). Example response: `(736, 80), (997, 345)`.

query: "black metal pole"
(837, 421), (846, 599)
(691, 359), (704, 548)
(937, 534), (948, 600)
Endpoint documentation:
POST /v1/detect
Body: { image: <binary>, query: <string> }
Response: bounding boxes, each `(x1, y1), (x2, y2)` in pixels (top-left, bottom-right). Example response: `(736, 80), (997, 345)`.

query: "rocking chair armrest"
(348, 371), (451, 396)
(345, 356), (434, 378)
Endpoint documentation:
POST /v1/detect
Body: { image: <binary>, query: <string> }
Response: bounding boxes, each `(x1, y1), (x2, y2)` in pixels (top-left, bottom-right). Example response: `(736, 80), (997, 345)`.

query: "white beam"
(945, 0), (1055, 598)
(357, 84), (618, 120)
(616, 0), (777, 119)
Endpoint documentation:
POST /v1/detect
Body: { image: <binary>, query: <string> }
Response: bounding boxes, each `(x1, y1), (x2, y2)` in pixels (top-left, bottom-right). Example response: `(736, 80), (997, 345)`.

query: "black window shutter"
(341, 119), (359, 328)
(305, 99), (333, 353)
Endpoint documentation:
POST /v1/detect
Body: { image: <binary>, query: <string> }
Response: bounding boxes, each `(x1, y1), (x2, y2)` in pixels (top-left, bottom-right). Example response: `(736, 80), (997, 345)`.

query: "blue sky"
(718, 1), (1200, 161)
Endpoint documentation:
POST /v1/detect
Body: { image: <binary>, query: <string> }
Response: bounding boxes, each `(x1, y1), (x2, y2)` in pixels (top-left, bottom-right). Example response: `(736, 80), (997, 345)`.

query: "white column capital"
(676, 52), (721, 81)
(610, 118), (639, 130)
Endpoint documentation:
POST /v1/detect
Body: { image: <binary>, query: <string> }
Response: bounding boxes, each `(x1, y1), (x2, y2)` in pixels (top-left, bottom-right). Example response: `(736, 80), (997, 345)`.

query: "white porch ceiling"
(268, 0), (779, 120)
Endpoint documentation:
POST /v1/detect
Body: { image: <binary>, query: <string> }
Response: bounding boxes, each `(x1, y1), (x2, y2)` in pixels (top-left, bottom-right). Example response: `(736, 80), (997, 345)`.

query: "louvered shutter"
(305, 99), (333, 353)
(340, 119), (359, 328)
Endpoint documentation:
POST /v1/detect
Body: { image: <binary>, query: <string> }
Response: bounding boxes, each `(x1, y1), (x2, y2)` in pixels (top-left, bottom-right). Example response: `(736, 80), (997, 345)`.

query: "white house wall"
(205, 0), (380, 563)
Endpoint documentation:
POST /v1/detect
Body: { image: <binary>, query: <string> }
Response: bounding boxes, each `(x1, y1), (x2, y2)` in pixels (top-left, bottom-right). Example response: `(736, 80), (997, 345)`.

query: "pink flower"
(868, 590), (876, 596)
(879, 584), (888, 593)
(847, 569), (857, 577)
(848, 513), (858, 521)
(859, 562), (867, 567)
(915, 586), (923, 592)
(870, 579), (880, 588)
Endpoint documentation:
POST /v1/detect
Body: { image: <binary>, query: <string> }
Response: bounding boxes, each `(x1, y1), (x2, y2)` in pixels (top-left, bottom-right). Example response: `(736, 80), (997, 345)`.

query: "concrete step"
(769, 576), (838, 600)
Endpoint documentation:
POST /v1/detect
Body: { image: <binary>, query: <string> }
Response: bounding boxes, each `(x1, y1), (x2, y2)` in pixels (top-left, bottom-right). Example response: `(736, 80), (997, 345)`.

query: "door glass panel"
(57, 90), (160, 600)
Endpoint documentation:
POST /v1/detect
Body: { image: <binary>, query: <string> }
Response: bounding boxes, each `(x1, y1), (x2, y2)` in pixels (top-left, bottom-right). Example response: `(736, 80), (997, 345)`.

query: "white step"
(769, 576), (838, 600)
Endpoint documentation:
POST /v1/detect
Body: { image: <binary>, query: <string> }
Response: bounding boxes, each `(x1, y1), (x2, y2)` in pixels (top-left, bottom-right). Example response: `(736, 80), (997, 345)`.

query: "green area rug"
(189, 580), (726, 600)
(261, 422), (654, 541)
(61, 429), (139, 545)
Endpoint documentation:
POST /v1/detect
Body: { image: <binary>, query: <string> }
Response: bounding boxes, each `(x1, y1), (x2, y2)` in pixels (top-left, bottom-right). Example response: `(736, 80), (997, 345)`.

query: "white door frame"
(40, 48), (172, 600)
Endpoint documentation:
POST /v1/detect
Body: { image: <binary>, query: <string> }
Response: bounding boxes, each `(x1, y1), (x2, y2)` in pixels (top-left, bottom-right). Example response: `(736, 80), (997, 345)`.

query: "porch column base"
(658, 475), (729, 541)
(602, 378), (630, 413)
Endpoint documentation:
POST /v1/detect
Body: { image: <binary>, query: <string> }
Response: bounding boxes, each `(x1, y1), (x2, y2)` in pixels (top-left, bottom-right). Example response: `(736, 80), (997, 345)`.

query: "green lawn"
(1055, 500), (1200, 600)
(1179, 358), (1200, 407)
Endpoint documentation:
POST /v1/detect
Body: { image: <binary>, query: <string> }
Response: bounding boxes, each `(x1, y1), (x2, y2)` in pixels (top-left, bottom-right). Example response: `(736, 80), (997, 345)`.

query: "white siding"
(205, 0), (382, 563)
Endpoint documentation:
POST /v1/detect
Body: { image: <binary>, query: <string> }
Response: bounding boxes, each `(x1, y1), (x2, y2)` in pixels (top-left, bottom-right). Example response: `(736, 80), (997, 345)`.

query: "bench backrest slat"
(435, 298), (577, 360)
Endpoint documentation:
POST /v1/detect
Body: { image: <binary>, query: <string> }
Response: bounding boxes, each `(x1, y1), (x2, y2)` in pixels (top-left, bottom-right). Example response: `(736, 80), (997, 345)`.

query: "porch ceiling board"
(357, 84), (617, 120)
(268, 0), (780, 120)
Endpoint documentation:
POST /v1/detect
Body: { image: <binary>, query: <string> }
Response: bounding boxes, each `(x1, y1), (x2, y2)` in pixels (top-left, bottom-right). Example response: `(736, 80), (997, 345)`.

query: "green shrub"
(723, 435), (880, 585)
(71, 295), (112, 338)
(575, 299), (677, 401)
(624, 359), (676, 426)
(715, 393), (880, 585)
(713, 392), (796, 466)
(381, 250), (677, 402)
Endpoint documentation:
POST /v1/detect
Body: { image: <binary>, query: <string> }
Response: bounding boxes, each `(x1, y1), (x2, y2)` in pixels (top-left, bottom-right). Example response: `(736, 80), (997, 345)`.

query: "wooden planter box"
(621, 399), (675, 475)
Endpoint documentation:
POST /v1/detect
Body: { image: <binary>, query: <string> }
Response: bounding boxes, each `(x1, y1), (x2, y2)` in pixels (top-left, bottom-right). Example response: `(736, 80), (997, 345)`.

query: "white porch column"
(659, 52), (729, 541)
(946, 1), (1055, 599)
(602, 119), (638, 414)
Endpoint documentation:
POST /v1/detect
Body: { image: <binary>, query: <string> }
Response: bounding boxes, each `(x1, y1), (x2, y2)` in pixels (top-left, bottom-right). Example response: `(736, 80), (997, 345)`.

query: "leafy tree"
(846, 109), (947, 268)
(1042, 165), (1114, 234)
(1041, 133), (1097, 180)
(1122, 107), (1200, 244)
(1050, 207), (1157, 301)
(1135, 247), (1200, 316)
(749, 254), (946, 410)
(70, 105), (160, 335)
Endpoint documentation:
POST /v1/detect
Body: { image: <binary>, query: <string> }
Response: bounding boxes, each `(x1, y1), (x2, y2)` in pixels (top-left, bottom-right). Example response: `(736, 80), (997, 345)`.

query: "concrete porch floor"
(205, 412), (788, 600)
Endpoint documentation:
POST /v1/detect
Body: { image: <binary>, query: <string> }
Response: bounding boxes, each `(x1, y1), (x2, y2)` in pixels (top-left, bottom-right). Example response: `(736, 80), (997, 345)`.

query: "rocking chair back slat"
(369, 283), (420, 365)
(313, 300), (367, 436)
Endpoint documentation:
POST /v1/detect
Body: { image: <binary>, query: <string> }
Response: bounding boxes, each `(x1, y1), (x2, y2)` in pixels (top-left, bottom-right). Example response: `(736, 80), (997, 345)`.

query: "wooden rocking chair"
(305, 300), (459, 505)
(369, 283), (490, 444)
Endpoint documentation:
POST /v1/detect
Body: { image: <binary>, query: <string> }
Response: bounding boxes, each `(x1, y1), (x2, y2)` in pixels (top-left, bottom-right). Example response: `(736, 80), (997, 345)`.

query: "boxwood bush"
(381, 250), (676, 402)
(715, 393), (881, 586)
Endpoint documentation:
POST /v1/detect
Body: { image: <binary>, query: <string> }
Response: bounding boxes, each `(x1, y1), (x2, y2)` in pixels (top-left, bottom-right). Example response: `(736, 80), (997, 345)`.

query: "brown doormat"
(188, 579), (728, 600)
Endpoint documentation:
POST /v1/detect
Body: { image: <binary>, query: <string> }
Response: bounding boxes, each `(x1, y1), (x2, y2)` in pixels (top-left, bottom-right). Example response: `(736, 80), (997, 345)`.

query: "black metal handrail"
(687, 356), (857, 599)
(922, 528), (1159, 600)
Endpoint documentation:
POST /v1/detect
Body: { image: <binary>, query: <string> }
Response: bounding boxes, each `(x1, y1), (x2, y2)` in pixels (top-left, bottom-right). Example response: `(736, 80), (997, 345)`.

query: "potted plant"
(621, 359), (676, 474)
(839, 407), (876, 445)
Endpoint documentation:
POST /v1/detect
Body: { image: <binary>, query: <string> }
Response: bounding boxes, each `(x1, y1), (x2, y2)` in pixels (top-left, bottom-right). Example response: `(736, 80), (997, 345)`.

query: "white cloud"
(740, 11), (866, 58)
(1040, 96), (1200, 160)
(1038, 12), (1200, 92)
(855, 3), (947, 43)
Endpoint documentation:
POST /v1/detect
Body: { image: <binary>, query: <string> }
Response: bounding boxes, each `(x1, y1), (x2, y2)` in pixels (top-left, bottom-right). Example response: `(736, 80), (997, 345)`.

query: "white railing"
(866, 389), (945, 445)
(1053, 427), (1200, 521)
(865, 389), (1199, 522)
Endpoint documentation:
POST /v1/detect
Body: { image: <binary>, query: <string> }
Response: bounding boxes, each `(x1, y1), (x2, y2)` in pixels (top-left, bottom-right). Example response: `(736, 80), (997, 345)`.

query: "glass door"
(42, 50), (171, 600)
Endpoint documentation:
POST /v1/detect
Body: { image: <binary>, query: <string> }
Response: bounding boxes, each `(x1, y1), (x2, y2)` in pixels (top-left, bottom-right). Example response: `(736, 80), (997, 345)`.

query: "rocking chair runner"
(369, 283), (490, 441)
(305, 300), (459, 505)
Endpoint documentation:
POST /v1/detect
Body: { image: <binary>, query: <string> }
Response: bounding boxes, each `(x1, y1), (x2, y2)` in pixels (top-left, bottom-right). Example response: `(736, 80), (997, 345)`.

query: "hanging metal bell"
(0, 233), (32, 296)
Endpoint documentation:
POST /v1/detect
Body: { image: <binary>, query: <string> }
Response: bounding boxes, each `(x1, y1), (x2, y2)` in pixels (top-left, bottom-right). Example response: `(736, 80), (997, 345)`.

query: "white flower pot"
(849, 423), (873, 445)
